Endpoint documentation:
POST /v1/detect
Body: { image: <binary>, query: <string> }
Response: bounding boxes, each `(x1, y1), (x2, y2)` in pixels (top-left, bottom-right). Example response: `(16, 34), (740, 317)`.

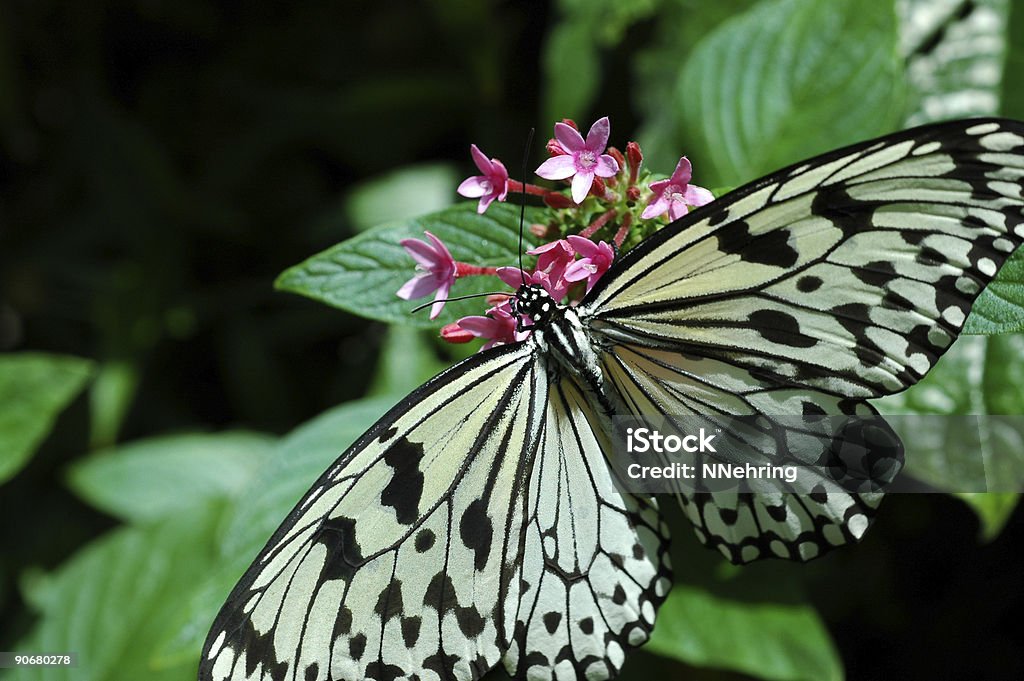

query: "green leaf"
(542, 21), (601, 126)
(155, 397), (395, 662)
(963, 247), (1024, 334)
(344, 163), (459, 233)
(275, 202), (541, 327)
(646, 526), (842, 681)
(899, 0), (1009, 125)
(367, 326), (449, 398)
(876, 334), (1024, 539)
(0, 353), (94, 485)
(87, 359), (140, 449)
(66, 431), (275, 524)
(1001, 0), (1024, 119)
(676, 0), (906, 187)
(16, 510), (221, 681)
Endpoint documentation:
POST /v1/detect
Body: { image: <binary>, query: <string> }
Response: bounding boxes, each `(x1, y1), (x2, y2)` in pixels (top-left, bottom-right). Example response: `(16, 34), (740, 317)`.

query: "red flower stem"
(455, 263), (499, 277)
(506, 180), (550, 196)
(613, 213), (633, 248)
(579, 208), (618, 239)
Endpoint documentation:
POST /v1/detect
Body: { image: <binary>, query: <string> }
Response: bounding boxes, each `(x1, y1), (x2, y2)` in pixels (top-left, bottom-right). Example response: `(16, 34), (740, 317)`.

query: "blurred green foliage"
(1, 1), (1023, 680)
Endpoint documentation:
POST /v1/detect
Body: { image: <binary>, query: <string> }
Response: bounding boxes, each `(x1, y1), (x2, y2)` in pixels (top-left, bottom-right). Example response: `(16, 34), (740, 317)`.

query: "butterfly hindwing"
(504, 374), (671, 680)
(600, 343), (900, 563)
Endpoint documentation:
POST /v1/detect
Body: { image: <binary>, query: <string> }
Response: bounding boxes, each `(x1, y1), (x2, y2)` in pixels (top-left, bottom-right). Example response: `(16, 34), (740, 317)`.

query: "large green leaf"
(154, 396), (396, 663)
(675, 0), (905, 188)
(15, 510), (220, 681)
(964, 247), (1024, 334)
(645, 526), (842, 681)
(343, 163), (459, 233)
(0, 353), (94, 485)
(276, 202), (541, 327)
(899, 0), (1009, 126)
(877, 334), (1024, 539)
(66, 431), (274, 524)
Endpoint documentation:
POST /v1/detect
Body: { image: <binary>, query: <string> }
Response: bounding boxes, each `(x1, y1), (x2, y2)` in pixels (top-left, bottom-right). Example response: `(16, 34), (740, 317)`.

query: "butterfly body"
(201, 118), (1024, 681)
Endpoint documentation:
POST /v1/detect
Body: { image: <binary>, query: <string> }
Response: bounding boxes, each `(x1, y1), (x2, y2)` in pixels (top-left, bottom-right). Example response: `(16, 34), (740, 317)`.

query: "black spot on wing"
(381, 437), (425, 525)
(401, 616), (421, 647)
(315, 516), (363, 582)
(455, 604), (486, 638)
(364, 661), (404, 681)
(349, 633), (367, 660)
(716, 220), (800, 268)
(748, 309), (818, 348)
(424, 572), (458, 614)
(375, 579), (404, 622)
(334, 605), (353, 637)
(459, 498), (493, 571)
(424, 651), (461, 680)
(578, 617), (594, 634)
(414, 528), (436, 553)
(796, 275), (823, 292)
(543, 611), (562, 634)
(853, 260), (898, 288)
(304, 663), (319, 681)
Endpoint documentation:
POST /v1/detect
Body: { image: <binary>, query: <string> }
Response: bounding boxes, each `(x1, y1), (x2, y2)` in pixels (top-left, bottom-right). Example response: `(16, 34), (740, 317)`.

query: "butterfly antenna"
(518, 128), (534, 287)
(409, 291), (511, 315)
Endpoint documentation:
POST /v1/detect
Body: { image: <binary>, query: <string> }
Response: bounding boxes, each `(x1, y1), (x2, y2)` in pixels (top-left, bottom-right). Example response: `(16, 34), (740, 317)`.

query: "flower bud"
(440, 323), (475, 343)
(626, 185), (641, 202)
(627, 141), (643, 184)
(546, 138), (567, 156)
(529, 223), (550, 239)
(544, 192), (574, 209)
(560, 118), (579, 131)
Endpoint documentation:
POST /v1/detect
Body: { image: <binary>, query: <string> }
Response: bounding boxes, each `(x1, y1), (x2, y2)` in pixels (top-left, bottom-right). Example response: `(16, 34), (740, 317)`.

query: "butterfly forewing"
(585, 119), (1024, 398)
(201, 343), (546, 681)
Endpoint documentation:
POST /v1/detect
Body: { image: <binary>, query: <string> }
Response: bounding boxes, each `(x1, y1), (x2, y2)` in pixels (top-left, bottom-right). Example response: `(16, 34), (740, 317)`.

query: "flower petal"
(457, 315), (499, 337)
(457, 176), (487, 198)
(641, 196), (670, 220)
(469, 144), (492, 174)
(397, 273), (438, 300)
(594, 154), (619, 178)
(668, 202), (689, 222)
(428, 280), (452, 319)
(400, 238), (441, 267)
(424, 231), (454, 264)
(571, 171), (595, 204)
(670, 156), (693, 184)
(536, 155), (577, 180)
(497, 266), (529, 289)
(584, 116), (610, 152)
(684, 184), (715, 207)
(554, 122), (585, 152)
(566, 234), (598, 258)
(476, 194), (495, 213)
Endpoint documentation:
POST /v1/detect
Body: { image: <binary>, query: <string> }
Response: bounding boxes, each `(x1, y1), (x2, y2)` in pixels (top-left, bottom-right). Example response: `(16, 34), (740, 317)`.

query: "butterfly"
(199, 118), (1024, 681)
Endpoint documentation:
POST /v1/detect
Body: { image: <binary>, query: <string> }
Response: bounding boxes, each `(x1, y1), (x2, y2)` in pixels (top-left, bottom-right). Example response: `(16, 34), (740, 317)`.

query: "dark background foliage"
(1, 1), (1022, 679)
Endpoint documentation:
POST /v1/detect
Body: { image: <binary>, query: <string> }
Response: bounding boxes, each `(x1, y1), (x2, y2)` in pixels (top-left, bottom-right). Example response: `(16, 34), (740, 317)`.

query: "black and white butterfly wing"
(200, 340), (670, 681)
(583, 118), (1024, 563)
(505, 374), (671, 680)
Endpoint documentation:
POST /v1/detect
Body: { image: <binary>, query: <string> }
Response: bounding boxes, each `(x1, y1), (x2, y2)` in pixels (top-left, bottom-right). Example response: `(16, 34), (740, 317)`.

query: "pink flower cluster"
(397, 116), (714, 348)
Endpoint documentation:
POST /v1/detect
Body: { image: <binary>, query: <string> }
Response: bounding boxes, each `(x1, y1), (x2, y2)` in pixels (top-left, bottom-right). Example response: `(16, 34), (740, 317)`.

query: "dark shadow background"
(1, 2), (1021, 679)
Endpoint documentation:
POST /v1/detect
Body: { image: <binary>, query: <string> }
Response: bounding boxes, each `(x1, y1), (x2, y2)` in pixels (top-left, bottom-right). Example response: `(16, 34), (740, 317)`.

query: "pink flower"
(536, 117), (620, 204)
(456, 302), (527, 350)
(564, 236), (614, 292)
(457, 144), (509, 214)
(497, 266), (569, 301)
(641, 157), (714, 221)
(396, 231), (456, 319)
(528, 239), (575, 283)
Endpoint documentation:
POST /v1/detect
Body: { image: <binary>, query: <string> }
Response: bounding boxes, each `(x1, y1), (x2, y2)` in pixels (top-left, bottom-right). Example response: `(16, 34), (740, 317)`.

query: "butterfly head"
(512, 284), (558, 327)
